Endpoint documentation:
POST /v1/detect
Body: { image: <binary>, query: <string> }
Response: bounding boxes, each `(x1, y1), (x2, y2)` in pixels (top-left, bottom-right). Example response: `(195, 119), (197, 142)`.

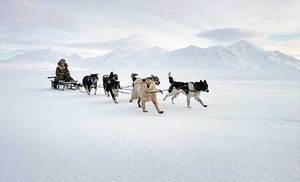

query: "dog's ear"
(200, 80), (202, 83)
(204, 80), (207, 83)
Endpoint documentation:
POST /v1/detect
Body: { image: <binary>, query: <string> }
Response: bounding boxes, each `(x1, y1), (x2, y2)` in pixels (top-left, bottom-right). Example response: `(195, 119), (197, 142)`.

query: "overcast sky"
(1, 0), (299, 58)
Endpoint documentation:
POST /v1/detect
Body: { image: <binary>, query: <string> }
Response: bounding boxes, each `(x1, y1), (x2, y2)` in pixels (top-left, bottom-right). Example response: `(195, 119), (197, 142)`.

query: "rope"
(145, 89), (164, 94)
(118, 90), (131, 94)
(146, 88), (199, 94)
(120, 88), (132, 91)
(97, 84), (132, 89)
(95, 83), (132, 95)
(120, 85), (132, 89)
(78, 88), (87, 93)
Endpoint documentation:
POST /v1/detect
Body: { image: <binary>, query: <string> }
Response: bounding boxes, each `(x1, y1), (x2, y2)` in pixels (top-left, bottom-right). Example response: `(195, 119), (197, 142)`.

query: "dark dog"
(82, 74), (98, 95)
(102, 72), (120, 103)
(163, 73), (209, 108)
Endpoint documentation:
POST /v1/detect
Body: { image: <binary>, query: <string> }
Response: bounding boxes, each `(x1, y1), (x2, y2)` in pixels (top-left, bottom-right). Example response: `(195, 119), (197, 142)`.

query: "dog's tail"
(168, 72), (174, 84)
(131, 73), (138, 82)
(102, 75), (108, 81)
(168, 85), (174, 93)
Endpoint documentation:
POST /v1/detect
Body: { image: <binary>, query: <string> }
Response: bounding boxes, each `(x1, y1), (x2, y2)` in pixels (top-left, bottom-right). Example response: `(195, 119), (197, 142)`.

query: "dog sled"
(48, 76), (80, 91)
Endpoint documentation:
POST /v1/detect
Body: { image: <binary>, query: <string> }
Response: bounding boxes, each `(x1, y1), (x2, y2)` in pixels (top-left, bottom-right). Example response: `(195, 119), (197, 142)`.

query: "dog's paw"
(158, 111), (164, 114)
(143, 110), (148, 113)
(203, 105), (208, 107)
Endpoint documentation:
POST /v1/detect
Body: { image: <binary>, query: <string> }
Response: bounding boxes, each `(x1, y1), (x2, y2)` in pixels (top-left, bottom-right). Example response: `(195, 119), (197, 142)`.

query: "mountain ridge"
(2, 41), (300, 71)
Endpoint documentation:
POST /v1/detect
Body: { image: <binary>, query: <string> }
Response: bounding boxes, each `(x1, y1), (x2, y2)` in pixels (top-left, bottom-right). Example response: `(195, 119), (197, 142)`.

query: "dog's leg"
(141, 100), (148, 112)
(195, 97), (207, 107)
(103, 87), (106, 95)
(113, 89), (119, 98)
(171, 92), (180, 104)
(163, 92), (172, 101)
(163, 90), (176, 102)
(187, 94), (191, 108)
(88, 85), (91, 95)
(138, 98), (141, 108)
(94, 86), (97, 95)
(129, 96), (133, 103)
(129, 91), (135, 103)
(152, 98), (164, 114)
(109, 89), (118, 104)
(129, 88), (137, 103)
(84, 86), (90, 95)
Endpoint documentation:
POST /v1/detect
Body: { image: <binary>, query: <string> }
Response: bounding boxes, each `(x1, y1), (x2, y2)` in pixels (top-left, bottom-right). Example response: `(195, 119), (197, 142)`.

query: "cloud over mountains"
(197, 28), (257, 42)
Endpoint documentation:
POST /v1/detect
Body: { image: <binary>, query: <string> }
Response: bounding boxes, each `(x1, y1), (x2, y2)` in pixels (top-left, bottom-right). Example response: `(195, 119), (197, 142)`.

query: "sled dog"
(82, 74), (98, 95)
(102, 72), (120, 103)
(129, 74), (163, 114)
(163, 73), (209, 108)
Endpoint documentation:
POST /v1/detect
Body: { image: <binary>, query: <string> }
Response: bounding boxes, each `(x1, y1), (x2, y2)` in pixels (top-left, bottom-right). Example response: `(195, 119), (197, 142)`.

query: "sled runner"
(48, 76), (80, 91)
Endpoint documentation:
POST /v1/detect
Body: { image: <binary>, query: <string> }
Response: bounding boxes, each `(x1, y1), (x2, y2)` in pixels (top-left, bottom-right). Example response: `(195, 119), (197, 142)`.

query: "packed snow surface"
(0, 69), (299, 182)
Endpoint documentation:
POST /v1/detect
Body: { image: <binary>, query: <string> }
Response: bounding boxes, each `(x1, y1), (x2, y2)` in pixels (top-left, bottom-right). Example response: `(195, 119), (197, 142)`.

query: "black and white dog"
(102, 72), (120, 103)
(163, 73), (209, 108)
(82, 74), (99, 95)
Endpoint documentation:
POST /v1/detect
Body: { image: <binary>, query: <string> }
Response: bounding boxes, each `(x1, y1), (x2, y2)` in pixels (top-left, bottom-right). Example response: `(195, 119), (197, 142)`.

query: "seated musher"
(53, 59), (75, 89)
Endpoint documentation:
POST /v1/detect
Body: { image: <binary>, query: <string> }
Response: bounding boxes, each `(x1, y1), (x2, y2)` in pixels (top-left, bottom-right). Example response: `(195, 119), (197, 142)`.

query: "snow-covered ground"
(1, 68), (299, 182)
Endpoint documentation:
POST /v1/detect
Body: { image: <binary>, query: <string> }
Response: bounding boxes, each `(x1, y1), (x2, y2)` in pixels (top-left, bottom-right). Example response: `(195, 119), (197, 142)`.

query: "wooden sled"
(48, 76), (80, 91)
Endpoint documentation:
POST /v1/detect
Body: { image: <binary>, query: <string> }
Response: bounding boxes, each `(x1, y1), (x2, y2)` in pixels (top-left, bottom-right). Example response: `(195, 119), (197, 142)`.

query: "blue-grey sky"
(1, 0), (299, 59)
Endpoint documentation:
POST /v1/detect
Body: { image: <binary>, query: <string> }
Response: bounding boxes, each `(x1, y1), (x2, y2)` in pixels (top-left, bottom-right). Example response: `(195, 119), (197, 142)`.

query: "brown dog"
(129, 77), (163, 114)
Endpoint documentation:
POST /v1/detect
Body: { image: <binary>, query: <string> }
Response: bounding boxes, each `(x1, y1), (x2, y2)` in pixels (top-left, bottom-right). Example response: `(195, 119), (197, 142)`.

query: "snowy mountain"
(67, 53), (85, 66)
(157, 45), (240, 69)
(1, 41), (300, 71)
(226, 40), (300, 70)
(156, 40), (299, 70)
(4, 49), (64, 63)
(84, 41), (300, 70)
(3, 49), (86, 66)
(86, 47), (168, 68)
(267, 51), (300, 70)
(164, 41), (299, 70)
